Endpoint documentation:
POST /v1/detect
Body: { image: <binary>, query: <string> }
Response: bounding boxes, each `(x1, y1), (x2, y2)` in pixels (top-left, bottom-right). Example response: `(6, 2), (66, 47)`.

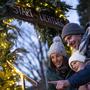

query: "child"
(69, 50), (90, 90)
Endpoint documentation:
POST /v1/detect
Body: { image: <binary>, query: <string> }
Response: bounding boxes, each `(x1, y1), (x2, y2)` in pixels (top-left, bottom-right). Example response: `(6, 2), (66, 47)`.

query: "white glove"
(69, 50), (86, 69)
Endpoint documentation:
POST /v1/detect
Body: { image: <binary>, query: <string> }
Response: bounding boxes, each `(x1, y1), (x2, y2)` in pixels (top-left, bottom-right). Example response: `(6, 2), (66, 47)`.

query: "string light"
(0, 32), (7, 38)
(44, 3), (48, 7)
(17, 0), (20, 3)
(26, 3), (31, 7)
(36, 6), (41, 12)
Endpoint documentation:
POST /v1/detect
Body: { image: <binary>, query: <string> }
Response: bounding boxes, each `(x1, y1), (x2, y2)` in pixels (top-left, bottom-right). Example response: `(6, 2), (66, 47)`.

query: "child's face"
(70, 61), (84, 72)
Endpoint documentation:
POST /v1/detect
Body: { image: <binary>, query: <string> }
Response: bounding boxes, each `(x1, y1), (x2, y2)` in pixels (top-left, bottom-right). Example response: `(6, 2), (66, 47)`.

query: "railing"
(7, 61), (38, 90)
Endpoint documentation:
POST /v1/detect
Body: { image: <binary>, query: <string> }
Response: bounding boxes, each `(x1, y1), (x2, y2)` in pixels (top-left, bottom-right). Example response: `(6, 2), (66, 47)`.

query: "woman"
(46, 36), (76, 90)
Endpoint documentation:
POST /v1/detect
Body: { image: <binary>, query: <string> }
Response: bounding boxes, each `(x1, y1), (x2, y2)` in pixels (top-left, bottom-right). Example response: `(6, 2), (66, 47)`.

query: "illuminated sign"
(7, 5), (67, 29)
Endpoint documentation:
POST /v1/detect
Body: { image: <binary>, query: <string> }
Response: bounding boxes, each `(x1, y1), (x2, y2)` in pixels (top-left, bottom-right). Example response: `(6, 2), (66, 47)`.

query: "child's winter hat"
(69, 50), (86, 69)
(48, 36), (66, 58)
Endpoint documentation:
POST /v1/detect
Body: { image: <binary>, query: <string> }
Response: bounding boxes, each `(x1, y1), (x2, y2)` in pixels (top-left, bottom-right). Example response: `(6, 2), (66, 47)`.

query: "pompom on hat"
(69, 50), (86, 69)
(48, 36), (66, 58)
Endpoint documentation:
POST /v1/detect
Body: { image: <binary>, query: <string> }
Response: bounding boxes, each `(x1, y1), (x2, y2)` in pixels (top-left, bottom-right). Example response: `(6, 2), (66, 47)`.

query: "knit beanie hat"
(48, 36), (66, 58)
(69, 50), (86, 69)
(61, 23), (85, 39)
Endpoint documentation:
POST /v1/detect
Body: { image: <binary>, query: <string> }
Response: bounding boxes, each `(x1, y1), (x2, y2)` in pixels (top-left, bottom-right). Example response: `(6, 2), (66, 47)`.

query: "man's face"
(64, 35), (82, 50)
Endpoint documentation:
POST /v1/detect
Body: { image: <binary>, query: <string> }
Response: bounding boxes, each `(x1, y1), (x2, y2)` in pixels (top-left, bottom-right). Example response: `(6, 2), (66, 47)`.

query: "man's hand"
(48, 80), (70, 90)
(48, 81), (57, 85)
(56, 80), (70, 90)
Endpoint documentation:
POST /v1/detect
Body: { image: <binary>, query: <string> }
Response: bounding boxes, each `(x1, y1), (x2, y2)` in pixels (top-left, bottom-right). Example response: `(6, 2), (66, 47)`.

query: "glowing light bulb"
(44, 3), (48, 6)
(36, 6), (40, 12)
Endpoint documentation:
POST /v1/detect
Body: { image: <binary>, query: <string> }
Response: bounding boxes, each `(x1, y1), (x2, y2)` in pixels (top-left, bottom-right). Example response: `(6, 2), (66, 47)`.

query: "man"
(49, 23), (90, 90)
(62, 23), (85, 51)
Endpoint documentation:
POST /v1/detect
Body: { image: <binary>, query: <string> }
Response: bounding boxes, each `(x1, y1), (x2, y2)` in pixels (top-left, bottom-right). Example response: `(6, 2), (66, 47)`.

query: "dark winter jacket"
(46, 56), (77, 90)
(68, 64), (90, 88)
(68, 29), (90, 88)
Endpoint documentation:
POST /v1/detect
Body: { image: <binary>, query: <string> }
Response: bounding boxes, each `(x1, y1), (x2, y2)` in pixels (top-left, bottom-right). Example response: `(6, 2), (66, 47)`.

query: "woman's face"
(71, 61), (84, 72)
(50, 53), (64, 68)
